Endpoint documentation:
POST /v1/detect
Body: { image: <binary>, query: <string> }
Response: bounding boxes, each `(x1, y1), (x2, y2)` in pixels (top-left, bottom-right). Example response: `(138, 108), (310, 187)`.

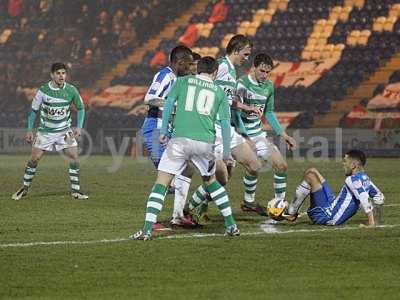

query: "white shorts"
(33, 129), (78, 152)
(250, 134), (279, 160)
(214, 124), (245, 160)
(158, 137), (216, 176)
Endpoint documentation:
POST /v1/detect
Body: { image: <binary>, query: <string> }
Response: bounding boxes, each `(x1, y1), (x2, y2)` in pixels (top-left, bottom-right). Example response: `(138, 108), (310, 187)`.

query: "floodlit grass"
(1, 155), (399, 299)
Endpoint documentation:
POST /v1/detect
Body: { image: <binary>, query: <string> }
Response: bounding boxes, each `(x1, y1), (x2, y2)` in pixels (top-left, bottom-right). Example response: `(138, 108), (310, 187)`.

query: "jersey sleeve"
(368, 180), (385, 205)
(345, 176), (373, 214)
(264, 84), (284, 135)
(217, 91), (230, 121)
(216, 61), (229, 80)
(72, 86), (85, 110)
(235, 81), (246, 103)
(31, 89), (45, 111)
(144, 70), (173, 102)
(166, 77), (181, 100)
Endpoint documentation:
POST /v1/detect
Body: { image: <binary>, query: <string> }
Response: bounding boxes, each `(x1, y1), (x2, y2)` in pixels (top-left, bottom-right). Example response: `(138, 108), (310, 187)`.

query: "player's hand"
(223, 154), (235, 167)
(159, 134), (169, 145)
(250, 106), (262, 118)
(25, 131), (34, 144)
(73, 128), (81, 139)
(282, 133), (297, 150)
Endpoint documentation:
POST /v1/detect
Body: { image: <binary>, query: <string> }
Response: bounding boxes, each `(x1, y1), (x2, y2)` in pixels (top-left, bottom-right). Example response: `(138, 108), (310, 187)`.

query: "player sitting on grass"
(131, 57), (239, 240)
(12, 62), (88, 200)
(279, 149), (384, 227)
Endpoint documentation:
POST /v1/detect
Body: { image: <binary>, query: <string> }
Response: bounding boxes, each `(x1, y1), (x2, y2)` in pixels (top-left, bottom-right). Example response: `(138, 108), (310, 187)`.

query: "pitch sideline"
(0, 224), (399, 248)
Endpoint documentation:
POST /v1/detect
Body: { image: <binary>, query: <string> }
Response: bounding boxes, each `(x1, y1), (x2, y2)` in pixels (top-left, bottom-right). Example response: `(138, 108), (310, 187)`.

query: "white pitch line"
(1, 224), (399, 248)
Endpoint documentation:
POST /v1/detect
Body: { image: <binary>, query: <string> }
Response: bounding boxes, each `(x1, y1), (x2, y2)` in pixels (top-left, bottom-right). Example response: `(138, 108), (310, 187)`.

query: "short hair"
(170, 45), (192, 64)
(226, 34), (253, 55)
(51, 62), (67, 73)
(197, 56), (218, 74)
(254, 53), (273, 68)
(346, 149), (367, 166)
(192, 52), (201, 62)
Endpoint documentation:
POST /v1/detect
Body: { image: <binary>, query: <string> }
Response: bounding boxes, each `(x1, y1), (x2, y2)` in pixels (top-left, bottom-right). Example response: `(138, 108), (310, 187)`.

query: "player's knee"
(29, 159), (39, 167)
(246, 158), (262, 173)
(275, 161), (288, 172)
(216, 172), (228, 186)
(304, 168), (320, 183)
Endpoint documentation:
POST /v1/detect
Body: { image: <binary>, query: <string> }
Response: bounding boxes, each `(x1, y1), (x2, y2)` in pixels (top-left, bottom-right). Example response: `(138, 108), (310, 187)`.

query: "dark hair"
(51, 62), (67, 73)
(197, 56), (218, 74)
(170, 45), (192, 64)
(192, 52), (201, 61)
(346, 149), (367, 166)
(254, 53), (273, 68)
(226, 34), (253, 55)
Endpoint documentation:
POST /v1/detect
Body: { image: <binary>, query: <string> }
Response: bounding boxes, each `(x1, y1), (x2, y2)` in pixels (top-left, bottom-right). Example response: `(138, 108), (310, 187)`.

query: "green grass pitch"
(1, 155), (399, 299)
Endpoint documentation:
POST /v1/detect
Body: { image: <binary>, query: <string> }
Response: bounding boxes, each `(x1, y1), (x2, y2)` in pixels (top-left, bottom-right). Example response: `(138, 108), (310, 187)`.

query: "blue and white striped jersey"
(327, 172), (384, 225)
(144, 66), (176, 109)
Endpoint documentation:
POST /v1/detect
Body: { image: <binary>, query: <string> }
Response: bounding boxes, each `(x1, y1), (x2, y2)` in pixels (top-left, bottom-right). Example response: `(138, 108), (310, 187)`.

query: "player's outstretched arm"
(26, 109), (38, 143)
(159, 95), (175, 144)
(145, 97), (165, 107)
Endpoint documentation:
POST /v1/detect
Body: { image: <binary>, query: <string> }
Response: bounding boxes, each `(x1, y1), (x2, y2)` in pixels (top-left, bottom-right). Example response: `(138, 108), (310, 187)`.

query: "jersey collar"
(196, 74), (213, 82)
(48, 81), (66, 90)
(248, 74), (259, 86)
(225, 56), (235, 70)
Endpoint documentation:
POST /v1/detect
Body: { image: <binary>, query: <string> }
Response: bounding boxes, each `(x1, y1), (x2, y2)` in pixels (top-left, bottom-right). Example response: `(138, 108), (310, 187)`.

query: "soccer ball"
(267, 198), (289, 221)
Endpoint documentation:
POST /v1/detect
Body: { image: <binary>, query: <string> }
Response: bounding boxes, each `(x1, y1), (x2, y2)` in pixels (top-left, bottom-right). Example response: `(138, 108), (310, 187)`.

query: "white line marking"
(1, 224), (399, 248)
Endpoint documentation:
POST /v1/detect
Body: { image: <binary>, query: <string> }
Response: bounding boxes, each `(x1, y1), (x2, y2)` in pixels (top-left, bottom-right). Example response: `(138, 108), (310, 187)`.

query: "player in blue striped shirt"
(141, 45), (196, 227)
(283, 149), (384, 226)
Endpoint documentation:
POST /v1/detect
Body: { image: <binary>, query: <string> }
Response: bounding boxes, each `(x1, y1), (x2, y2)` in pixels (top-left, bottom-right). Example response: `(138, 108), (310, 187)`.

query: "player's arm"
(72, 87), (86, 138)
(143, 71), (171, 107)
(160, 79), (180, 143)
(26, 90), (44, 143)
(160, 95), (176, 144)
(218, 94), (233, 164)
(346, 177), (375, 228)
(369, 180), (385, 225)
(262, 89), (296, 150)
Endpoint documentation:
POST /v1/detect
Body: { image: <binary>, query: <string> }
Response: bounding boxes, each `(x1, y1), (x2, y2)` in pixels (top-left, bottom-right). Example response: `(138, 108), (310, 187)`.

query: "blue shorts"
(307, 181), (336, 225)
(141, 117), (166, 168)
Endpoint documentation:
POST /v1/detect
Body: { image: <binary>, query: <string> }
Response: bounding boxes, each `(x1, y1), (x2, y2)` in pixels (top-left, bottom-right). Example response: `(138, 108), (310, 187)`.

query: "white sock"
(288, 180), (311, 215)
(172, 174), (191, 219)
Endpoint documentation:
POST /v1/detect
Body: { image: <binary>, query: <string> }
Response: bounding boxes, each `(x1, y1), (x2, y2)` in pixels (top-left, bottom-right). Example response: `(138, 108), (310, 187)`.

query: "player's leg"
(171, 164), (196, 226)
(287, 168), (325, 219)
(232, 140), (264, 215)
(190, 141), (239, 236)
(132, 138), (187, 240)
(63, 145), (89, 199)
(12, 146), (45, 200)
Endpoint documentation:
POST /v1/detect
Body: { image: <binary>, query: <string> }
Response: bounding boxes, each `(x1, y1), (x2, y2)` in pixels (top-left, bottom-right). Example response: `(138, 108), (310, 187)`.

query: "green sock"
(204, 181), (235, 228)
(23, 161), (37, 189)
(274, 172), (287, 201)
(143, 184), (168, 233)
(189, 184), (207, 210)
(69, 162), (80, 192)
(243, 172), (257, 203)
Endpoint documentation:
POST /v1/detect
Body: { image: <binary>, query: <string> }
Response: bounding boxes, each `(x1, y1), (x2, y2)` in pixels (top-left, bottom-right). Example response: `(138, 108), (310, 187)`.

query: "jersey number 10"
(185, 85), (215, 116)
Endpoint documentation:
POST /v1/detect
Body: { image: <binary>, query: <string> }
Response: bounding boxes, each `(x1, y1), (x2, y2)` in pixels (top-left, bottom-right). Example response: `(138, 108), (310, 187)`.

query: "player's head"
(50, 62), (67, 87)
(170, 45), (193, 76)
(197, 56), (218, 79)
(189, 52), (201, 74)
(226, 34), (252, 66)
(343, 149), (367, 176)
(253, 53), (273, 84)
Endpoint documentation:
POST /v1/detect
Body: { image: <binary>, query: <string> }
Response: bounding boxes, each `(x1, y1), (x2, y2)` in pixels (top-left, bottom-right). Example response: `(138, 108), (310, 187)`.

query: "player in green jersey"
(237, 53), (296, 209)
(12, 63), (88, 200)
(131, 57), (239, 240)
(188, 35), (267, 219)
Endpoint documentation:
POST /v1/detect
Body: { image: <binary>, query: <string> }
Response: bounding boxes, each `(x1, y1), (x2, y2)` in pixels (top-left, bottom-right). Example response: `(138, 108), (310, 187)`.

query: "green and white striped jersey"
(216, 56), (237, 105)
(31, 82), (84, 133)
(237, 74), (275, 138)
